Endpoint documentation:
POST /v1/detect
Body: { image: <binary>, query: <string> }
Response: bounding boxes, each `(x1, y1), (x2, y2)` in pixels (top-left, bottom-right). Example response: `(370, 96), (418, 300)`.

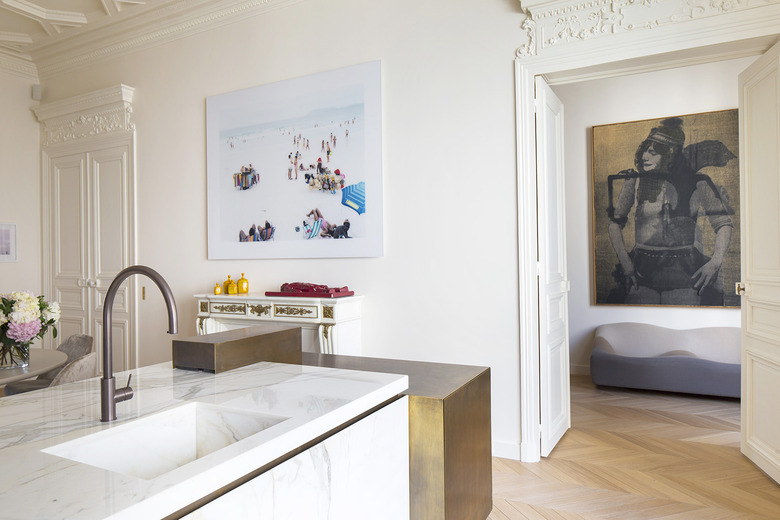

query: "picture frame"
(591, 110), (740, 308)
(206, 61), (383, 259)
(0, 224), (17, 262)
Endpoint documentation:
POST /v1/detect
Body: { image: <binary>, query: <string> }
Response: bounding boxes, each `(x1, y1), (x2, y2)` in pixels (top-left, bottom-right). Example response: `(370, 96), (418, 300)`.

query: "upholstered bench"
(590, 322), (741, 398)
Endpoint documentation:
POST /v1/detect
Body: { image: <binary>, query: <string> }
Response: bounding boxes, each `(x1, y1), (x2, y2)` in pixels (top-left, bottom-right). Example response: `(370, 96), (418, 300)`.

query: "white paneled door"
(535, 77), (571, 456)
(739, 39), (780, 484)
(45, 140), (135, 373)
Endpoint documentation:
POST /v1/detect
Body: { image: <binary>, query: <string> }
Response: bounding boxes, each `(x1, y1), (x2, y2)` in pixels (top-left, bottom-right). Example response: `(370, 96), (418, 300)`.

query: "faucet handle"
(114, 374), (134, 404)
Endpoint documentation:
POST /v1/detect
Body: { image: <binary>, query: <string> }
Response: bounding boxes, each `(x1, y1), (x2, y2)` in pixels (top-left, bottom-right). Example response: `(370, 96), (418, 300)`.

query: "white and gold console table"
(194, 293), (362, 355)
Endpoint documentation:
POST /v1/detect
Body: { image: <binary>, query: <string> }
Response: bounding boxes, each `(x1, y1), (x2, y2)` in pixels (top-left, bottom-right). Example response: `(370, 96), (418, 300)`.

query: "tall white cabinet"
(33, 85), (136, 373)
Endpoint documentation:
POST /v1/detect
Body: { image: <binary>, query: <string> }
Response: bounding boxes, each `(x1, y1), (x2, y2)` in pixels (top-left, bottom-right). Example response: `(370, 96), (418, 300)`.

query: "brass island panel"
(302, 353), (492, 520)
(173, 324), (302, 373)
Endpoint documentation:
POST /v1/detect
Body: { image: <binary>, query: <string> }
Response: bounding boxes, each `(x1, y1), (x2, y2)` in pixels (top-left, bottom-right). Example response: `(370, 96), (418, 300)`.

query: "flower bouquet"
(0, 292), (60, 369)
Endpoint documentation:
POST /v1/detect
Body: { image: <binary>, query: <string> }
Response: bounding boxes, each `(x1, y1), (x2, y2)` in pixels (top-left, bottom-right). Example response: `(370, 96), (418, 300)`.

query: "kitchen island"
(0, 361), (409, 519)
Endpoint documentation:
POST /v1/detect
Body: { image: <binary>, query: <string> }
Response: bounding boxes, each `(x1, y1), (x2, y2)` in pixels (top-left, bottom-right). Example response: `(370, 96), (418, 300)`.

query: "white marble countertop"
(0, 361), (407, 519)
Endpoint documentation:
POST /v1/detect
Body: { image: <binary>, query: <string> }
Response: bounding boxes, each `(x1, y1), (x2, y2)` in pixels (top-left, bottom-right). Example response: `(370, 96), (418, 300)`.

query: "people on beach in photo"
(329, 220), (350, 239)
(305, 208), (333, 238)
(239, 220), (274, 242)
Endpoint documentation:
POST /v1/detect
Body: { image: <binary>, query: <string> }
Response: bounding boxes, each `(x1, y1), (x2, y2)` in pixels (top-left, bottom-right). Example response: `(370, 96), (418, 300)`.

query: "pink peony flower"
(6, 319), (42, 343)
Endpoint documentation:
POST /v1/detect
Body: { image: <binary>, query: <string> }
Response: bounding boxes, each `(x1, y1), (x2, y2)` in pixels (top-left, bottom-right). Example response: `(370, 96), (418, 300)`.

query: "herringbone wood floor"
(489, 375), (780, 519)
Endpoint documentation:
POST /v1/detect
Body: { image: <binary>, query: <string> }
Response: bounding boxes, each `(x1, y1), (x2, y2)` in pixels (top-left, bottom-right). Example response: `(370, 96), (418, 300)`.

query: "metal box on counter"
(172, 324), (302, 373)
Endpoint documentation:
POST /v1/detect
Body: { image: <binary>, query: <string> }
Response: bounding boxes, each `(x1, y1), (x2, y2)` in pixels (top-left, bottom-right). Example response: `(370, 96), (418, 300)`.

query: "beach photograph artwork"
(206, 61), (382, 259)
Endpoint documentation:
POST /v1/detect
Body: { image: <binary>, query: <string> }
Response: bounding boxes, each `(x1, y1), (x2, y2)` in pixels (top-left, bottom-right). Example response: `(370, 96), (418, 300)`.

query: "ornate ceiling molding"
(34, 0), (283, 79)
(31, 84), (135, 147)
(516, 0), (778, 58)
(0, 50), (36, 79)
(0, 0), (303, 81)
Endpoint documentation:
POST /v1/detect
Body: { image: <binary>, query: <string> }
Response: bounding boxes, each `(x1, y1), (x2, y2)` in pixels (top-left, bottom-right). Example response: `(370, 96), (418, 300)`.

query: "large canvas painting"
(207, 61), (382, 259)
(592, 110), (740, 307)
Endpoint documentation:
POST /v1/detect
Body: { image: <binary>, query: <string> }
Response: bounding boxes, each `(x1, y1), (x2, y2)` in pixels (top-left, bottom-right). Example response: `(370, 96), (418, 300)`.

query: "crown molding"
(516, 0), (780, 58)
(31, 84), (135, 147)
(33, 0), (303, 80)
(0, 49), (37, 79)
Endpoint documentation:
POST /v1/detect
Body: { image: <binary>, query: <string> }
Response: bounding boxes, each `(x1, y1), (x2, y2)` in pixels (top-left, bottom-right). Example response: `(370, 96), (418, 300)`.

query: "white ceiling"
(0, 0), (292, 80)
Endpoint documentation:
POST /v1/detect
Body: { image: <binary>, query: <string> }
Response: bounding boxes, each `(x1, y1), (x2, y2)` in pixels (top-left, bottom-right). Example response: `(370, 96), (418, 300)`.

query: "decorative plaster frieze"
(516, 0), (773, 57)
(32, 84), (135, 147)
(38, 106), (134, 147)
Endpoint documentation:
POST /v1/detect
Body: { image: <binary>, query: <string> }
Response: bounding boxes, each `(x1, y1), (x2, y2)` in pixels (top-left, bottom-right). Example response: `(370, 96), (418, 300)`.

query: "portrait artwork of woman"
(603, 116), (737, 306)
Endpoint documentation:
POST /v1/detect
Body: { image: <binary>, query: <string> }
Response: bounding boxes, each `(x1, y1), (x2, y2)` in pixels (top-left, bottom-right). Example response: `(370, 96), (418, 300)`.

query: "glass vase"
(0, 343), (30, 369)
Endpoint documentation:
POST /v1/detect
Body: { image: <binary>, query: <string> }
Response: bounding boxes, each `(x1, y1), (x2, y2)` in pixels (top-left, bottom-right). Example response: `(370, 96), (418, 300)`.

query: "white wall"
(0, 71), (41, 294)
(554, 57), (752, 374)
(36, 0), (525, 457)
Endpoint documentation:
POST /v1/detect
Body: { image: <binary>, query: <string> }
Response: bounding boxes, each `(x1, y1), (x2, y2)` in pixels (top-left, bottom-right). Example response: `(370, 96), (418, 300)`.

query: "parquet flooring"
(489, 375), (780, 519)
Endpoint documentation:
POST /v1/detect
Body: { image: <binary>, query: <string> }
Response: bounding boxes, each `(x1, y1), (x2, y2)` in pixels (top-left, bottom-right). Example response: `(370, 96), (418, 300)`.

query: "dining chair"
(49, 352), (98, 387)
(3, 334), (94, 396)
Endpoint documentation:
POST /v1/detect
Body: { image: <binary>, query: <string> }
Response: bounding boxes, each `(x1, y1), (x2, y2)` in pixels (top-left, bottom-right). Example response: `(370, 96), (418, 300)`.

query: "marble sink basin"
(43, 402), (288, 480)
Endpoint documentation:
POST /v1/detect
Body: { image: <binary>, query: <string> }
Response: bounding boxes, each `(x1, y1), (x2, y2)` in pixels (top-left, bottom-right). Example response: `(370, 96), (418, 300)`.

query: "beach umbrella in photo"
(341, 181), (366, 215)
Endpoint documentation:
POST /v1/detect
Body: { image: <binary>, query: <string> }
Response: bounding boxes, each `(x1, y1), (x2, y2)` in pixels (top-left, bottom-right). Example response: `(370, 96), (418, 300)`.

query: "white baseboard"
(492, 439), (521, 461)
(571, 363), (590, 376)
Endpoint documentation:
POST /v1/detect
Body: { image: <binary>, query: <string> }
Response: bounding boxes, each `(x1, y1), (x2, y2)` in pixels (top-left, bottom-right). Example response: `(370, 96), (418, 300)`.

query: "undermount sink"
(43, 402), (288, 480)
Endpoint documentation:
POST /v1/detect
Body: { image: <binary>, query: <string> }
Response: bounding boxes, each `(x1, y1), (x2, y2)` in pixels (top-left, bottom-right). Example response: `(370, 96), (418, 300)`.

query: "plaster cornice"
(0, 0), (303, 81)
(0, 50), (37, 80)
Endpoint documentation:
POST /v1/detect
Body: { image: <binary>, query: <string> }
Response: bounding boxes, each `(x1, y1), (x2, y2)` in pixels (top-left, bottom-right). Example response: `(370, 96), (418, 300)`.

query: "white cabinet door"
(535, 77), (571, 456)
(45, 142), (135, 372)
(739, 39), (780, 484)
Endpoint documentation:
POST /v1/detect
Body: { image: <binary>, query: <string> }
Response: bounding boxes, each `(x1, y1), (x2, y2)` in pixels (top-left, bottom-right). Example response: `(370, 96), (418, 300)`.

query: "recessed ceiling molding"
(0, 31), (32, 52)
(101, 0), (146, 16)
(0, 31), (32, 44)
(0, 0), (87, 36)
(33, 0), (302, 80)
(515, 0), (780, 58)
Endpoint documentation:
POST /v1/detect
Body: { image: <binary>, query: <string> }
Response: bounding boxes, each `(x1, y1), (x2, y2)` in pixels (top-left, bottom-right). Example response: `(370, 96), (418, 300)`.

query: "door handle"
(735, 282), (746, 296)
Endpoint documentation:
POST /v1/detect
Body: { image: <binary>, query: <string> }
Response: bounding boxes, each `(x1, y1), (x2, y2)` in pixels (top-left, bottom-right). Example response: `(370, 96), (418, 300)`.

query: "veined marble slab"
(0, 361), (408, 519)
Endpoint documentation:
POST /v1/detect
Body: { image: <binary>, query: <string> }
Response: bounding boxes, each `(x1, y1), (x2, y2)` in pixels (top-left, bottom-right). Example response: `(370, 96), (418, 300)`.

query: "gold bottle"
(237, 273), (249, 294)
(227, 278), (238, 295)
(223, 275), (233, 294)
(213, 282), (222, 295)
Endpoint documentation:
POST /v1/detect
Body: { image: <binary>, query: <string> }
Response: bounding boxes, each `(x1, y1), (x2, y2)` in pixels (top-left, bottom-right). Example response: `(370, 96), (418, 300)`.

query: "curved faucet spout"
(101, 265), (178, 422)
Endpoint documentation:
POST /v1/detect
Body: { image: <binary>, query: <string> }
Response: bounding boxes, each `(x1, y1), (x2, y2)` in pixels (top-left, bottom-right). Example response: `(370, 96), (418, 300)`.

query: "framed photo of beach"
(206, 61), (382, 259)
(0, 224), (17, 262)
(591, 110), (740, 308)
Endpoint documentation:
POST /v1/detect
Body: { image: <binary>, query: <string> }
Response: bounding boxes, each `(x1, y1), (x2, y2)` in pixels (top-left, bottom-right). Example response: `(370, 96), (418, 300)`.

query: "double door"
(43, 139), (135, 373)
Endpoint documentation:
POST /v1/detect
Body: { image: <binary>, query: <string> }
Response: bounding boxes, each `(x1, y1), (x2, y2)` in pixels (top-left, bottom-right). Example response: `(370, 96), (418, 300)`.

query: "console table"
(194, 294), (362, 355)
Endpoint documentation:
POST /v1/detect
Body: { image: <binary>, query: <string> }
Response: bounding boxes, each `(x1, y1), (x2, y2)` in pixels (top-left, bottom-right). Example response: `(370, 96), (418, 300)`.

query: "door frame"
(34, 85), (137, 368)
(514, 6), (780, 462)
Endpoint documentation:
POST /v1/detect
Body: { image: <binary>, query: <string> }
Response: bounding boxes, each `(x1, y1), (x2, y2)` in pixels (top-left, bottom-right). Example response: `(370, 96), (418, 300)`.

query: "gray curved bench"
(590, 323), (741, 398)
